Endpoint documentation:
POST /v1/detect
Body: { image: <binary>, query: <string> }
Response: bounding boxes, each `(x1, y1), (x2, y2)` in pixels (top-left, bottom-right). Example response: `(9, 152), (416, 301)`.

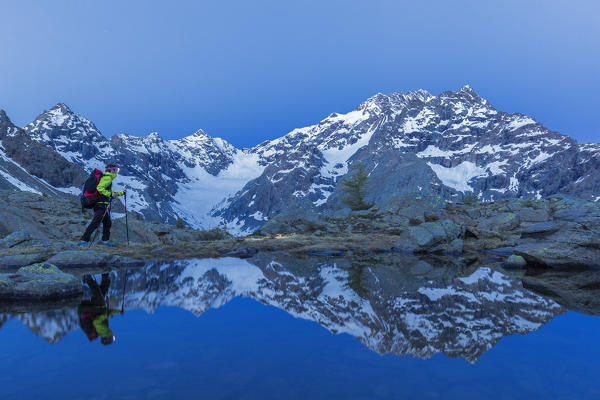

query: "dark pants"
(78, 274), (110, 342)
(81, 204), (111, 242)
(82, 274), (110, 305)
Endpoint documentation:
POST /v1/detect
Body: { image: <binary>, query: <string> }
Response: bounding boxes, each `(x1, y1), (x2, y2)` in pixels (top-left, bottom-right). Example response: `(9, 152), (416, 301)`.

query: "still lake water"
(1, 254), (599, 399)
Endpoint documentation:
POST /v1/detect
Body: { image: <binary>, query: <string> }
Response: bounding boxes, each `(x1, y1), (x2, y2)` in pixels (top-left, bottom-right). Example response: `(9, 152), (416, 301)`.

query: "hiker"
(78, 273), (123, 346)
(78, 163), (126, 247)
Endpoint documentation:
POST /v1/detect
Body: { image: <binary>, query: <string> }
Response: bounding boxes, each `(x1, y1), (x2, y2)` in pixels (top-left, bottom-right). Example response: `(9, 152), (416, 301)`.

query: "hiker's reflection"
(78, 273), (123, 346)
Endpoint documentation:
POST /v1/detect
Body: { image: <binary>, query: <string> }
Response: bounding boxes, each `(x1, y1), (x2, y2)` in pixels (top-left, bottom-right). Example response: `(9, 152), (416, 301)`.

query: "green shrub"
(176, 217), (185, 229)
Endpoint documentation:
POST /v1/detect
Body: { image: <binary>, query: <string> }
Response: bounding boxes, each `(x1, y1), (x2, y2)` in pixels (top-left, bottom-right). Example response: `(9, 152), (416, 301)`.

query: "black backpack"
(80, 169), (103, 210)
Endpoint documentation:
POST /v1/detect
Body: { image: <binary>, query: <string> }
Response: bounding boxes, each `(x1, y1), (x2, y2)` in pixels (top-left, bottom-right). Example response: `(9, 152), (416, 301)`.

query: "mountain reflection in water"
(0, 254), (566, 363)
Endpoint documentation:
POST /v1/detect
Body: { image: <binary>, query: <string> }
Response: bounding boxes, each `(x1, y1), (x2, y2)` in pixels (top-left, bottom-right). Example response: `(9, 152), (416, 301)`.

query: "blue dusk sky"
(0, 0), (598, 147)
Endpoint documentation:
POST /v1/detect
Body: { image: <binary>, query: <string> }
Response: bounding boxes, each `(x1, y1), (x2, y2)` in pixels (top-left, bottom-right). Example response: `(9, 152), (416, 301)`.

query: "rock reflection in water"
(522, 268), (600, 316)
(0, 254), (564, 362)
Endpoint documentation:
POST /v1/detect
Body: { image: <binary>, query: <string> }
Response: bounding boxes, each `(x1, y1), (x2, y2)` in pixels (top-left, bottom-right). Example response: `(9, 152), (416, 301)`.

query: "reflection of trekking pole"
(124, 191), (130, 247)
(121, 269), (128, 313)
(89, 197), (113, 247)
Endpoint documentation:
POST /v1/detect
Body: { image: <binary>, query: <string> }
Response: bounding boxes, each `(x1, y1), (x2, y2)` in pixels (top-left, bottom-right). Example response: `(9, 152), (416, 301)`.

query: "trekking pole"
(89, 197), (113, 247)
(124, 191), (130, 247)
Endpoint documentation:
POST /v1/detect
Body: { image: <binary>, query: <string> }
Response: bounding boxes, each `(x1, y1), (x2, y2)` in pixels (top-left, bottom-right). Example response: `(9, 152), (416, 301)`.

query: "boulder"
(422, 221), (447, 243)
(514, 241), (600, 269)
(424, 208), (443, 222)
(257, 199), (327, 235)
(521, 221), (565, 237)
(445, 238), (463, 255)
(517, 207), (549, 223)
(514, 217), (600, 269)
(0, 253), (48, 269)
(0, 263), (82, 300)
(441, 219), (464, 238)
(553, 204), (597, 223)
(398, 205), (425, 225)
(549, 195), (600, 226)
(505, 254), (527, 268)
(477, 212), (520, 232)
(0, 230), (32, 249)
(403, 219), (463, 252)
(46, 250), (143, 269)
(407, 224), (436, 249)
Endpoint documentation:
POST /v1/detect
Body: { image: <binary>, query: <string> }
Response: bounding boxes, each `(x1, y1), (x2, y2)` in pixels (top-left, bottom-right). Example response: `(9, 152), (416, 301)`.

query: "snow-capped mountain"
(1, 256), (563, 362)
(1, 85), (598, 233)
(221, 85), (599, 232)
(22, 104), (264, 224)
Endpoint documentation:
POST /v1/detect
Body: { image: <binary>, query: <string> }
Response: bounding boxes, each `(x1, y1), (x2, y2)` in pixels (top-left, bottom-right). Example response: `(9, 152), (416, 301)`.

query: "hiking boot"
(77, 241), (89, 246)
(100, 241), (116, 247)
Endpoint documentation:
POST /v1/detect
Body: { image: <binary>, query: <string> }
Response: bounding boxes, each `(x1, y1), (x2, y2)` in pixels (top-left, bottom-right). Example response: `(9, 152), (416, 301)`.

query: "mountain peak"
(357, 92), (393, 112)
(359, 89), (433, 112)
(437, 85), (485, 105)
(458, 84), (481, 99)
(49, 103), (74, 115)
(191, 129), (209, 137)
(175, 129), (212, 145)
(0, 109), (19, 137)
(29, 103), (79, 128)
(400, 88), (433, 103)
(0, 109), (18, 130)
(147, 131), (162, 140)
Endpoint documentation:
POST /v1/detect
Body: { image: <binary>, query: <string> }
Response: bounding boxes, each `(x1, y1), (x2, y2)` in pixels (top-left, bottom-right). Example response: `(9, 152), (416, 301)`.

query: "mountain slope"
(0, 109), (86, 197)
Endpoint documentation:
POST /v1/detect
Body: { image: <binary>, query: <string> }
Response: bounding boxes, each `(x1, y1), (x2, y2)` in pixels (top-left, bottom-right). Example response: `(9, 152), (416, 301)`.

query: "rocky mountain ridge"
(0, 110), (86, 198)
(1, 86), (598, 234)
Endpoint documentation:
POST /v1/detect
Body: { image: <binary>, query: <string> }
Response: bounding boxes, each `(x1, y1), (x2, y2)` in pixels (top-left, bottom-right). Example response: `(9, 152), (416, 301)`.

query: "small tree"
(341, 162), (373, 211)
(176, 217), (185, 229)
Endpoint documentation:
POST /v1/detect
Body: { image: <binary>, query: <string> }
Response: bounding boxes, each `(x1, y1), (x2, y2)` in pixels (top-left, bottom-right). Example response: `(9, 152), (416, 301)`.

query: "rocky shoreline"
(1, 190), (599, 301)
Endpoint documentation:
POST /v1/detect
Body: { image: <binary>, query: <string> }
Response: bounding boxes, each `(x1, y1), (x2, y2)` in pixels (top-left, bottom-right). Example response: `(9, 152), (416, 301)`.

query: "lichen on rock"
(0, 262), (82, 300)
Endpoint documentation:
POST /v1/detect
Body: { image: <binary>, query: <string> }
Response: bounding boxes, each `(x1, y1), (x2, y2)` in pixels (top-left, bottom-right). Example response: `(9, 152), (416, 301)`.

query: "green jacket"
(92, 309), (121, 339)
(97, 172), (124, 204)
